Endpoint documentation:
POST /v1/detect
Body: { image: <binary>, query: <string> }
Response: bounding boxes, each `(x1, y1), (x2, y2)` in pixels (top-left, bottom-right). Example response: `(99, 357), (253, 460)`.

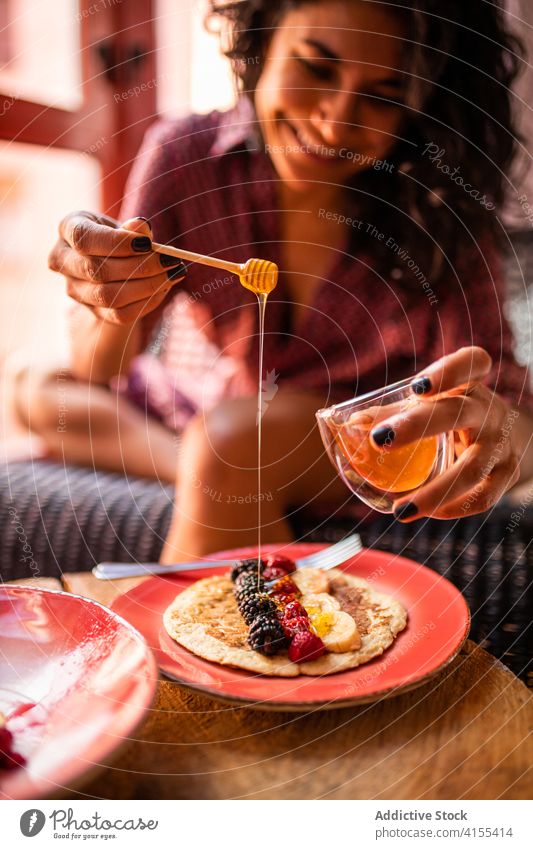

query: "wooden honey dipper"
(144, 238), (278, 296)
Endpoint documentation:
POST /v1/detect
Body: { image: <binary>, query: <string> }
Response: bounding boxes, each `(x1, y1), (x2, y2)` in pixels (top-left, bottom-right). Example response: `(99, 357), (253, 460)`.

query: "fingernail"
(135, 217), (152, 231)
(371, 425), (395, 447)
(167, 263), (187, 280)
(393, 502), (418, 521)
(131, 236), (152, 252)
(411, 375), (432, 395)
(160, 253), (183, 268)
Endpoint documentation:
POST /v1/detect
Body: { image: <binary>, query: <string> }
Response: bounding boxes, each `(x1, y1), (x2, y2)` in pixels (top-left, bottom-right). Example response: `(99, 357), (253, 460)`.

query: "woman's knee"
(10, 362), (72, 432)
(181, 398), (258, 483)
(180, 391), (322, 481)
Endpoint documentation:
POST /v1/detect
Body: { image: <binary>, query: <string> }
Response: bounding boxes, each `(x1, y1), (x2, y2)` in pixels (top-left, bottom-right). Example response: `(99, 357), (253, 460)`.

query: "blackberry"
(234, 572), (264, 601)
(248, 613), (288, 656)
(239, 593), (277, 625)
(230, 558), (265, 583)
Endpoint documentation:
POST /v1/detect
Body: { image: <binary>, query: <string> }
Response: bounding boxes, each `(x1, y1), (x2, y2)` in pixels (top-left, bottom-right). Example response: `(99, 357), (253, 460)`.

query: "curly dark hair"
(206, 0), (523, 289)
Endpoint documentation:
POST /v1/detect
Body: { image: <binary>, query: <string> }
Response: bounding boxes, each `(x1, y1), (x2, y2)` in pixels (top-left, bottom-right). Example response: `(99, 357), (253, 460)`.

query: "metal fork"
(92, 533), (363, 580)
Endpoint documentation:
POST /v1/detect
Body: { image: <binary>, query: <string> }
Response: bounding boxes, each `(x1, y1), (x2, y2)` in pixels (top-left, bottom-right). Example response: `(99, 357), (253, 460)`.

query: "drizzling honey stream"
(238, 260), (278, 588)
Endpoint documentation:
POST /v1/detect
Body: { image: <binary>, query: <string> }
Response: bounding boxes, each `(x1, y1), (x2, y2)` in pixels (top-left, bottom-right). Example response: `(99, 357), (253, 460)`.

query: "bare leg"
(160, 392), (348, 561)
(10, 363), (178, 483)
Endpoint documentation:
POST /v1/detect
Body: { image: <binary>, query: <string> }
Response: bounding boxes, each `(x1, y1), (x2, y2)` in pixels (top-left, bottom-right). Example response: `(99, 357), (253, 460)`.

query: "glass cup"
(316, 377), (455, 513)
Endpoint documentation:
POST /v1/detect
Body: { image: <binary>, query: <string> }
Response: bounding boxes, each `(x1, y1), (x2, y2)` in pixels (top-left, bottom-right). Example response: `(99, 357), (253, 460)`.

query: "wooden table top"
(11, 574), (533, 800)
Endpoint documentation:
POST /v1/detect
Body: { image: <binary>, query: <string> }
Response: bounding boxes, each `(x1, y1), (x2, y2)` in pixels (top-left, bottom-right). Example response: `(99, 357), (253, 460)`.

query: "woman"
(14, 0), (533, 563)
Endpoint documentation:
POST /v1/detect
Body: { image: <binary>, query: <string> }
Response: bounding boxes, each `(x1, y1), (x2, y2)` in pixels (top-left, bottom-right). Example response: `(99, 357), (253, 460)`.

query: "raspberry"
(0, 726), (26, 770)
(281, 615), (310, 638)
(0, 727), (13, 750)
(231, 558), (264, 583)
(262, 564), (288, 582)
(263, 554), (296, 574)
(2, 750), (26, 769)
(283, 600), (308, 620)
(288, 631), (325, 663)
(269, 576), (299, 598)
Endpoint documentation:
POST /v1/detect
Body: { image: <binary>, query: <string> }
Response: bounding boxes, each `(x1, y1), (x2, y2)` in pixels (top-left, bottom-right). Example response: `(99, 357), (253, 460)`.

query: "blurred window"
(0, 0), (81, 109)
(155, 0), (235, 117)
(0, 0), (237, 360)
(0, 0), (160, 357)
(0, 141), (99, 358)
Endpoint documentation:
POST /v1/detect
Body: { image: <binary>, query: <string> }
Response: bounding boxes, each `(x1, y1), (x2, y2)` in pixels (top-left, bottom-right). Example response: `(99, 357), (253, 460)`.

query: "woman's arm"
(67, 304), (142, 384)
(381, 241), (533, 518)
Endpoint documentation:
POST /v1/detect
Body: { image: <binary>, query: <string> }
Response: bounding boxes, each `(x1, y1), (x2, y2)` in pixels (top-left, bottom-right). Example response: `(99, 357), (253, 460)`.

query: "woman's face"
(254, 0), (406, 191)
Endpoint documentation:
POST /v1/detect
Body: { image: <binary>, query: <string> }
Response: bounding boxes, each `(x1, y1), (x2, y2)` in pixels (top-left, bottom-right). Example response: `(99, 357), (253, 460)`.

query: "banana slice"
(301, 592), (340, 613)
(321, 611), (361, 653)
(301, 593), (340, 638)
(292, 568), (329, 595)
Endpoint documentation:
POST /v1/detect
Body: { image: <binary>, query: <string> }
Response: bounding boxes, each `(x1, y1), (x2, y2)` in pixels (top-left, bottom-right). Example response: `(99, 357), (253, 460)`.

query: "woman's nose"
(311, 90), (359, 145)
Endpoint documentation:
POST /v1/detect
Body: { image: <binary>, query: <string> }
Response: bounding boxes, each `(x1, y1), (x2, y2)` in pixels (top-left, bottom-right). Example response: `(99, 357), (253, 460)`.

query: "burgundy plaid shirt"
(118, 99), (533, 430)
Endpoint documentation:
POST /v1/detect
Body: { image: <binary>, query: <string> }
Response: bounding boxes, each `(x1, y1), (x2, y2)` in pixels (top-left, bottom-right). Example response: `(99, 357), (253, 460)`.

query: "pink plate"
(0, 586), (158, 799)
(111, 544), (470, 710)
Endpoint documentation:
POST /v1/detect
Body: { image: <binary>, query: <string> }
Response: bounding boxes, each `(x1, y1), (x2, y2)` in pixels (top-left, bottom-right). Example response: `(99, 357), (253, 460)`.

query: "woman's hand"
(48, 211), (186, 325)
(370, 346), (521, 520)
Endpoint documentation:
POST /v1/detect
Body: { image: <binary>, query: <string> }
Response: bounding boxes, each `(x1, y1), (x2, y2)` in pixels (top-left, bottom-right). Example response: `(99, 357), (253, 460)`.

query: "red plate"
(0, 586), (158, 799)
(112, 544), (470, 710)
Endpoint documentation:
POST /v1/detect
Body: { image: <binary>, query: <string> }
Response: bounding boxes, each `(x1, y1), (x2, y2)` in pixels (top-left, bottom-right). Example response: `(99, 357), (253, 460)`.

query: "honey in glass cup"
(316, 377), (455, 513)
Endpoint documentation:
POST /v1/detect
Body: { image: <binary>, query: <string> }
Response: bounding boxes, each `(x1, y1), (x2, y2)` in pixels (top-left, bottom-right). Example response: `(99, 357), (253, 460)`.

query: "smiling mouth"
(283, 121), (345, 162)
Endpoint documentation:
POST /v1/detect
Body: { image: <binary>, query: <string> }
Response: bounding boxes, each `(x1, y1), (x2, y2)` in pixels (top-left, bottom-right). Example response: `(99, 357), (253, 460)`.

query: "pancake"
(163, 567), (407, 677)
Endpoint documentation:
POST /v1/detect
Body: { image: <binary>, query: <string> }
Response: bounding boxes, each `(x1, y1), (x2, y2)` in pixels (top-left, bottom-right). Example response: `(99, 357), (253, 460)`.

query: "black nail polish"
(371, 425), (395, 447)
(393, 502), (418, 521)
(411, 375), (432, 395)
(135, 216), (152, 231)
(131, 236), (152, 252)
(160, 253), (183, 268)
(167, 263), (187, 280)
